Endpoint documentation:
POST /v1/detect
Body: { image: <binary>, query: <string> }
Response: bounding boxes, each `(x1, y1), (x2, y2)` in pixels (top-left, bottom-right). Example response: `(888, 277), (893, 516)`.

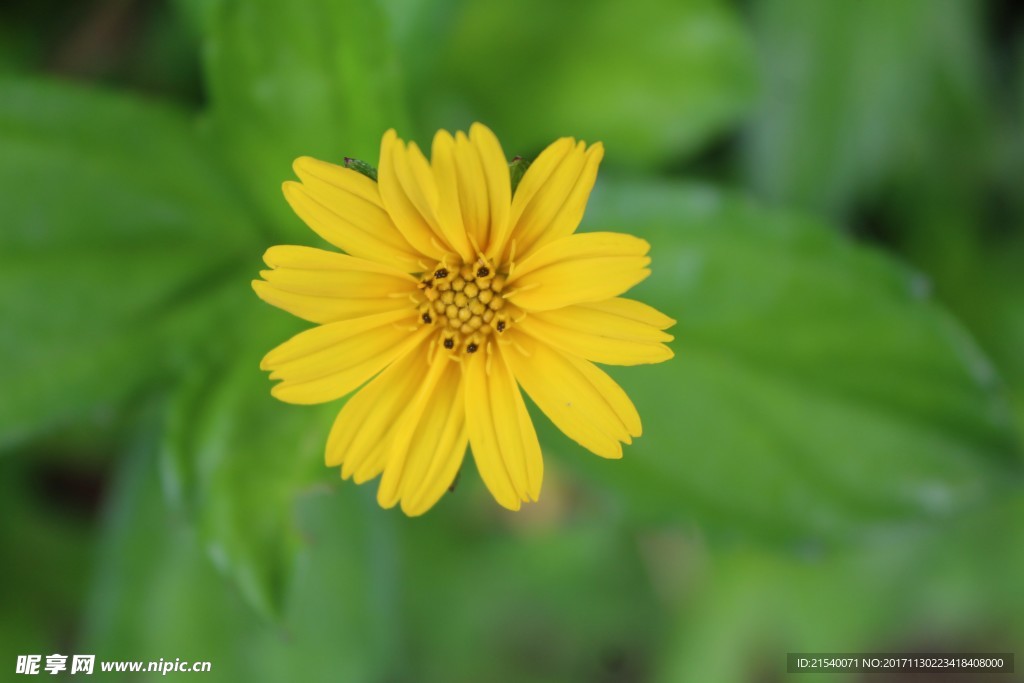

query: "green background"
(2, 0), (1023, 681)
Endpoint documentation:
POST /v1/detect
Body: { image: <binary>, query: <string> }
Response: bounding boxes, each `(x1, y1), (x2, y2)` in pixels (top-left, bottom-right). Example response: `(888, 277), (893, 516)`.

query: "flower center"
(417, 260), (512, 355)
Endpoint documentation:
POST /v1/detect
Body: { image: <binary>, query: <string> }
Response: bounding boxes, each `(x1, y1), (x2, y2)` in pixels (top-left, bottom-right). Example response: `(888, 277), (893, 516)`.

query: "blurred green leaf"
(743, 0), (992, 217)
(90, 428), (674, 683)
(0, 21), (41, 73)
(568, 178), (1023, 541)
(941, 237), (1024, 435)
(0, 77), (258, 448)
(193, 0), (410, 237)
(656, 496), (1024, 683)
(426, 0), (754, 167)
(400, 510), (663, 683)
(900, 32), (1024, 438)
(161, 320), (334, 619)
(85, 437), (392, 682)
(0, 453), (95, 664)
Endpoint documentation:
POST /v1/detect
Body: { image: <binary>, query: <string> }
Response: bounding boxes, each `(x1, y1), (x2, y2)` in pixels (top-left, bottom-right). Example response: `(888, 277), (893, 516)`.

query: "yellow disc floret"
(417, 259), (513, 355)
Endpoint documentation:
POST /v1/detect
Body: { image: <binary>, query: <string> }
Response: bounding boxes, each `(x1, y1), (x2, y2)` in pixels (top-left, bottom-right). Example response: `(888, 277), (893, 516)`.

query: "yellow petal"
(507, 138), (603, 259)
(430, 129), (475, 261)
(293, 156), (379, 203)
(464, 345), (543, 509)
(507, 137), (574, 248)
(260, 244), (415, 276)
(283, 157), (422, 270)
(378, 129), (449, 260)
(470, 123), (512, 261)
(325, 345), (429, 485)
(377, 351), (461, 509)
(585, 297), (676, 329)
(253, 281), (411, 324)
(452, 131), (491, 250)
(253, 245), (418, 324)
(503, 332), (641, 459)
(506, 232), (651, 311)
(517, 297), (675, 366)
(399, 360), (468, 516)
(262, 309), (428, 405)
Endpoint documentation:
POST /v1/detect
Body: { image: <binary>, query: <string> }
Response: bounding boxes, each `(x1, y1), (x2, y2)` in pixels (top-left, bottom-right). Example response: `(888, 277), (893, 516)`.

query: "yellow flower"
(253, 124), (674, 515)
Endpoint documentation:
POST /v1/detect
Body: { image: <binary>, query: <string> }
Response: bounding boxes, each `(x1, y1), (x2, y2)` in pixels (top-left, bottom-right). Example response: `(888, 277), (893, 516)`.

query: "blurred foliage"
(580, 179), (1019, 540)
(661, 494), (1024, 682)
(0, 78), (256, 447)
(185, 0), (410, 237)
(2, 0), (1024, 682)
(420, 0), (756, 167)
(161, 331), (332, 620)
(743, 0), (992, 218)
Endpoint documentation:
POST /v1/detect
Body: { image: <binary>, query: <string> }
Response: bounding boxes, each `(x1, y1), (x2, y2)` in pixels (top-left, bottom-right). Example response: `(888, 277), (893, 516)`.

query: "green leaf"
(940, 237), (1024, 437)
(0, 77), (258, 448)
(656, 496), (1024, 682)
(0, 452), (95, 660)
(194, 0), (410, 237)
(91, 422), (668, 683)
(742, 0), (993, 216)
(564, 178), (1023, 541)
(84, 433), (391, 682)
(161, 322), (335, 619)
(398, 507), (663, 683)
(425, 0), (755, 167)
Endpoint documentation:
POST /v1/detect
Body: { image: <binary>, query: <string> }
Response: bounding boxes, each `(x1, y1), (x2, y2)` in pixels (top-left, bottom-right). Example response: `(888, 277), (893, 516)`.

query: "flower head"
(253, 124), (674, 515)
